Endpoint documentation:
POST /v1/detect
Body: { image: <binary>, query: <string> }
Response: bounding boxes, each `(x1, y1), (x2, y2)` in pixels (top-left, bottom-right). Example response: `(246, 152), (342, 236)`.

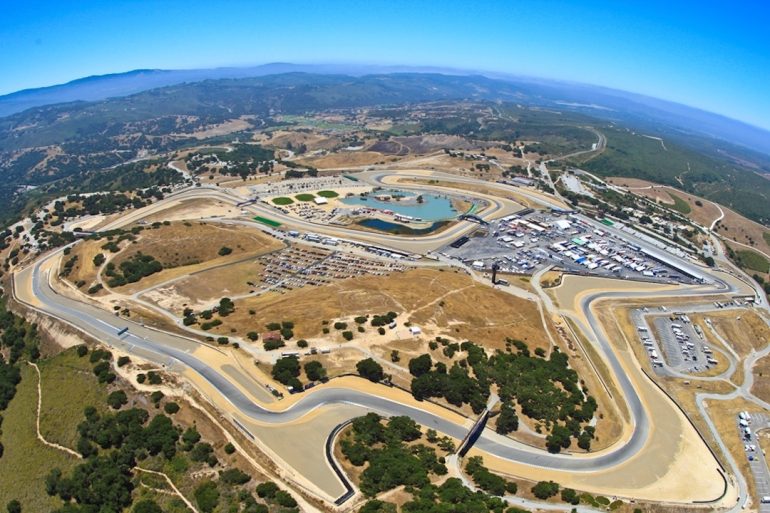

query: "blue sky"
(1, 0), (769, 129)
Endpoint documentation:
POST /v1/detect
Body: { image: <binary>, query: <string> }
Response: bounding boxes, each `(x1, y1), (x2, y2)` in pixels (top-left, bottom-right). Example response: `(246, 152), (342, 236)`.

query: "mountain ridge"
(1, 63), (768, 157)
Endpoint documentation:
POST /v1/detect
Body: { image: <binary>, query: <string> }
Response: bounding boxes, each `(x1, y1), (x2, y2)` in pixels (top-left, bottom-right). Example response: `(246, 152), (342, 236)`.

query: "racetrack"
(11, 168), (760, 507)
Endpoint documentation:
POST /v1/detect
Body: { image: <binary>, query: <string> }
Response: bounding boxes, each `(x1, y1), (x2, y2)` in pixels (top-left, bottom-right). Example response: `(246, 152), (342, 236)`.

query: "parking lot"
(250, 241), (410, 293)
(650, 313), (719, 373)
(738, 412), (770, 511)
(440, 210), (696, 283)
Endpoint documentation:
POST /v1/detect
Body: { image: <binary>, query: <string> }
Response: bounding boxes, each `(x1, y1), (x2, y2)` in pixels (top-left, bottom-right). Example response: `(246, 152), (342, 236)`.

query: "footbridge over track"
(458, 394), (499, 456)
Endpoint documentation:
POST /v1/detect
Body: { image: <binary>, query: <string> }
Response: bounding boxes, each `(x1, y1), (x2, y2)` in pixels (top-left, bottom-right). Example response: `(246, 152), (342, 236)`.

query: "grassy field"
(0, 364), (80, 511)
(317, 190), (339, 198)
(272, 197), (294, 205)
(735, 249), (770, 273)
(666, 192), (691, 214)
(38, 348), (109, 449)
(764, 231), (770, 247)
(294, 193), (316, 201)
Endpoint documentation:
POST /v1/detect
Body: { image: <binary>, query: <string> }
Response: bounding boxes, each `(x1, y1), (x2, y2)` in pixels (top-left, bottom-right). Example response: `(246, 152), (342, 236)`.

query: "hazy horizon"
(1, 1), (768, 129)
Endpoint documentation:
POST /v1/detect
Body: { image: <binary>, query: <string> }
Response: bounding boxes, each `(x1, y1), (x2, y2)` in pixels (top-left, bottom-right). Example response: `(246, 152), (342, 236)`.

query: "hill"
(0, 72), (769, 227)
(3, 64), (770, 157)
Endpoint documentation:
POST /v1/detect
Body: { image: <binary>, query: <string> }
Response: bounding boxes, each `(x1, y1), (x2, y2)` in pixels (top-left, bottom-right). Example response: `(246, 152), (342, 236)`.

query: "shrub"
(263, 339), (285, 351)
(194, 481), (219, 513)
(247, 331), (259, 341)
(106, 390), (128, 409)
(304, 361), (327, 381)
(164, 402), (180, 414)
(532, 481), (560, 500)
(76, 345), (88, 357)
(117, 356), (130, 367)
(275, 490), (297, 508)
(224, 442), (235, 454)
(342, 331), (354, 341)
(561, 488), (579, 505)
(408, 354), (432, 377)
(219, 468), (251, 485)
(218, 246), (233, 256)
(334, 321), (348, 330)
(297, 339), (308, 348)
(133, 500), (163, 513)
(356, 358), (383, 382)
(256, 482), (279, 499)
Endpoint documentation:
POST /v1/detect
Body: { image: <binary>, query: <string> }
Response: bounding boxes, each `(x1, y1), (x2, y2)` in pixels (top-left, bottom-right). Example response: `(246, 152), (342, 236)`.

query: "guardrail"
(325, 419), (357, 505)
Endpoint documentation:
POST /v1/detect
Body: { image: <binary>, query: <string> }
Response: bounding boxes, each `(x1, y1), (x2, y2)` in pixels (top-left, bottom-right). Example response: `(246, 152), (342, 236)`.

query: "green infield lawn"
(272, 197), (294, 205)
(317, 190), (339, 198)
(295, 193), (316, 202)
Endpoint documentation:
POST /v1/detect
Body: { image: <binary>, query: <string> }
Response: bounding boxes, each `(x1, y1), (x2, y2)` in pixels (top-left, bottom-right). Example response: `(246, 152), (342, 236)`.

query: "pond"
(341, 189), (466, 222)
(356, 218), (450, 235)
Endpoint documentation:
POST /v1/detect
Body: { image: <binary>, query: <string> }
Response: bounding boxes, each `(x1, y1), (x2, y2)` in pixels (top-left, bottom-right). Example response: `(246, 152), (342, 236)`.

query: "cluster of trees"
(465, 456), (517, 496)
(409, 354), (488, 414)
(85, 348), (117, 384)
(360, 477), (508, 513)
(409, 339), (597, 452)
(340, 413), (449, 496)
(186, 145), (274, 180)
(45, 399), (180, 512)
(35, 374), (293, 513)
(105, 253), (163, 287)
(0, 299), (39, 459)
(271, 356), (327, 391)
(51, 191), (153, 223)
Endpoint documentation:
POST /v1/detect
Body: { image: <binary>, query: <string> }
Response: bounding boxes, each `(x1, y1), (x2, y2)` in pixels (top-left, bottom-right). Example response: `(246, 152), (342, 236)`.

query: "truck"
(117, 327), (129, 336)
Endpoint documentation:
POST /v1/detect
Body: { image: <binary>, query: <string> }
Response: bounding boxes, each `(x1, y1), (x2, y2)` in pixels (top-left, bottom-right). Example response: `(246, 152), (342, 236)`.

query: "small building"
(409, 326), (422, 336)
(262, 331), (281, 343)
(554, 219), (572, 230)
(314, 197), (329, 205)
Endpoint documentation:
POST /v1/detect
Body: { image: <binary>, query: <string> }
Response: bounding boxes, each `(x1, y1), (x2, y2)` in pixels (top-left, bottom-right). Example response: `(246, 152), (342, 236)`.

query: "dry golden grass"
(109, 222), (284, 293)
(296, 151), (387, 169)
(170, 258), (268, 303)
(704, 310), (770, 356)
(60, 238), (108, 290)
(210, 268), (550, 350)
(752, 355), (770, 403)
